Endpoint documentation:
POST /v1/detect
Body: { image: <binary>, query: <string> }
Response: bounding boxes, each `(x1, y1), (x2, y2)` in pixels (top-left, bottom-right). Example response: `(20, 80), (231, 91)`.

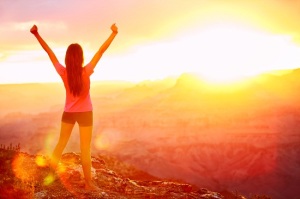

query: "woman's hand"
(30, 25), (38, 35)
(111, 23), (118, 34)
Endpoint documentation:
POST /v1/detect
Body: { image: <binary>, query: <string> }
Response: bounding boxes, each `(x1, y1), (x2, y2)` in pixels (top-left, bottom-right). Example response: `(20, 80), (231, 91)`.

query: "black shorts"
(61, 111), (93, 126)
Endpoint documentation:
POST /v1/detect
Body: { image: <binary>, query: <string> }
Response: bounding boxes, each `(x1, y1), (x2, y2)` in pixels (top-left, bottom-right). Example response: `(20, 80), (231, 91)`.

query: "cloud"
(2, 0), (300, 84)
(12, 21), (67, 31)
(0, 21), (67, 33)
(0, 20), (68, 64)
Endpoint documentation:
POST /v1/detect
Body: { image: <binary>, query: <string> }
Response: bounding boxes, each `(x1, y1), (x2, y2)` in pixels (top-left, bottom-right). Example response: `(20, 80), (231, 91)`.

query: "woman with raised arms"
(30, 23), (118, 190)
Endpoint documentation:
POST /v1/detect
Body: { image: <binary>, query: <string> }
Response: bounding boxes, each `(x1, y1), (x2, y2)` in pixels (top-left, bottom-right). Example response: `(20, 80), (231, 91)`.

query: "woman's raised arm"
(88, 23), (118, 70)
(30, 25), (59, 66)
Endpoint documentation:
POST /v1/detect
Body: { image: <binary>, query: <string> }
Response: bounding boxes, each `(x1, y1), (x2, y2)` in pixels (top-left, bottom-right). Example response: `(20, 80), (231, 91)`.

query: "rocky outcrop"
(0, 148), (242, 199)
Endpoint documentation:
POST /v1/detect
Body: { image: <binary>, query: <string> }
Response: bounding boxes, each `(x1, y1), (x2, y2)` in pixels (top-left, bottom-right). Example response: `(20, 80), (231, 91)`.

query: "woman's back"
(54, 62), (94, 112)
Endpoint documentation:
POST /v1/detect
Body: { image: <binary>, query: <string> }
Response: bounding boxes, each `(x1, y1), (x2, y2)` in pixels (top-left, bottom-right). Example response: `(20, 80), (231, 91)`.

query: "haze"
(1, 1), (300, 199)
(1, 1), (300, 83)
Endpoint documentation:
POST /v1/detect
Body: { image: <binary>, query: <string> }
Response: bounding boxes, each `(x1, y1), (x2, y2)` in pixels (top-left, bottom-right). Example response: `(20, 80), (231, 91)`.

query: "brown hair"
(65, 43), (84, 97)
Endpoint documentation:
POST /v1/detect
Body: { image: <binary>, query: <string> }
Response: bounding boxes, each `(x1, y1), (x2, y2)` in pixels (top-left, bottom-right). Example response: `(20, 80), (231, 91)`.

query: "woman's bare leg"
(79, 125), (99, 190)
(50, 122), (74, 170)
(44, 122), (74, 185)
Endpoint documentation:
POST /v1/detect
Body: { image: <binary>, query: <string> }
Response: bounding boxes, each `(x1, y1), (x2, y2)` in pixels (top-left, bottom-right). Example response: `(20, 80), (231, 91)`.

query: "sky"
(1, 0), (300, 84)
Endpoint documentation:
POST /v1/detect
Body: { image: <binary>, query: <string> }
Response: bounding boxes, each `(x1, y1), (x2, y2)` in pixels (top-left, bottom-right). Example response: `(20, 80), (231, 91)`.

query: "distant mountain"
(0, 70), (300, 199)
(92, 70), (300, 199)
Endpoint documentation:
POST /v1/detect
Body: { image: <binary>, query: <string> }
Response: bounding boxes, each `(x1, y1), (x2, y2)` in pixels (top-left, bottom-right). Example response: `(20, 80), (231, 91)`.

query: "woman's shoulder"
(54, 62), (66, 76)
(83, 63), (94, 76)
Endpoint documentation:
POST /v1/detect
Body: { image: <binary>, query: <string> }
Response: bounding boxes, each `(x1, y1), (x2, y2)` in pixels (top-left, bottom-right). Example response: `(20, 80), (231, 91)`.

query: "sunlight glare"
(94, 22), (300, 84)
(176, 23), (300, 84)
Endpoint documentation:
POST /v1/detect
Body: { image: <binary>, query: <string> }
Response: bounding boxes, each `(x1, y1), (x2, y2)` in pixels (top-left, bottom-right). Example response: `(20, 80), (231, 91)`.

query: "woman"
(30, 23), (118, 190)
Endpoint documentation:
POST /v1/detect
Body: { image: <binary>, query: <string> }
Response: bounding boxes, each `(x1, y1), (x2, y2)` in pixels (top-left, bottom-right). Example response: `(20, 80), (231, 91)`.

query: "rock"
(61, 152), (81, 164)
(34, 191), (47, 199)
(0, 149), (258, 199)
(92, 157), (105, 169)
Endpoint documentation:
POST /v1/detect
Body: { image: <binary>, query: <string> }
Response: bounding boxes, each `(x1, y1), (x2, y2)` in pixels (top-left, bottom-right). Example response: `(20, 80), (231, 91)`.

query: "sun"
(193, 23), (261, 83)
(176, 22), (298, 84)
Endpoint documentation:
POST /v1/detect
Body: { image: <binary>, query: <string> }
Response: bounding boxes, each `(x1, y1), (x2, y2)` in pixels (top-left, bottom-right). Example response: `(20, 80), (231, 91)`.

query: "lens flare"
(12, 153), (37, 182)
(35, 155), (47, 167)
(95, 134), (110, 150)
(95, 128), (121, 150)
(43, 173), (56, 186)
(44, 130), (57, 154)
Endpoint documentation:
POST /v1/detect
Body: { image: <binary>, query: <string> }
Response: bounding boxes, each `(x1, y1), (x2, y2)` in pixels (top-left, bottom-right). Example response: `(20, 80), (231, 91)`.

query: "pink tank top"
(54, 63), (94, 112)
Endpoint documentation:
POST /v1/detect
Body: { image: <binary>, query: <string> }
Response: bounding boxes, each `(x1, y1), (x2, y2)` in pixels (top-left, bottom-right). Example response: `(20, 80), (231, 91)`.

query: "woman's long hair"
(65, 43), (84, 97)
